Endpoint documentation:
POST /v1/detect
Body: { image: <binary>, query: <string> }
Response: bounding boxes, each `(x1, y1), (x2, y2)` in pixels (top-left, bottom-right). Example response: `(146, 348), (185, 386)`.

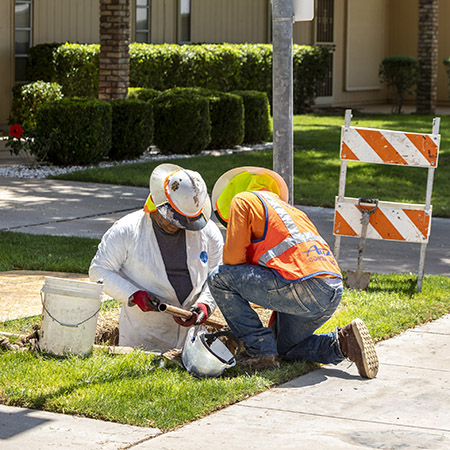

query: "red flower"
(9, 124), (23, 139)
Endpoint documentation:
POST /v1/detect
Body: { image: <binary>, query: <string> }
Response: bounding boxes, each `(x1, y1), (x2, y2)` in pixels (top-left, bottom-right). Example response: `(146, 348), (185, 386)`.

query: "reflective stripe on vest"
(249, 191), (341, 281)
(255, 191), (329, 267)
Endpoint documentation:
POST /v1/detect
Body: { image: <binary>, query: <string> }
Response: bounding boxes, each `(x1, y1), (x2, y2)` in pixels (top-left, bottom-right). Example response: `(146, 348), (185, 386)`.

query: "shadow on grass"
(365, 276), (417, 297)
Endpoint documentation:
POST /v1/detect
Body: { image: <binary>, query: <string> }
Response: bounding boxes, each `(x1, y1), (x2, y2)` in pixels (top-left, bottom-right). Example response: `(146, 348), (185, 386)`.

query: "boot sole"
(351, 318), (379, 378)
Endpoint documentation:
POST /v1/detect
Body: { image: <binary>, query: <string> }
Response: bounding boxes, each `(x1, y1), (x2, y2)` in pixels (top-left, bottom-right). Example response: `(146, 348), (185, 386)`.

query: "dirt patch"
(0, 270), (90, 322)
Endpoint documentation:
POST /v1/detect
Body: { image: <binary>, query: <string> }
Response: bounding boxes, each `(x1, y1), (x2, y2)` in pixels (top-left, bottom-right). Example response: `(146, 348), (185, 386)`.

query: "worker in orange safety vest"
(208, 166), (378, 378)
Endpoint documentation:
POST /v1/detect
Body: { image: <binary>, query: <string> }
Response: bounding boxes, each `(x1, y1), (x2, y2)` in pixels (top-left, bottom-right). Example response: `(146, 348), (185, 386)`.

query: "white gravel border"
(0, 143), (273, 179)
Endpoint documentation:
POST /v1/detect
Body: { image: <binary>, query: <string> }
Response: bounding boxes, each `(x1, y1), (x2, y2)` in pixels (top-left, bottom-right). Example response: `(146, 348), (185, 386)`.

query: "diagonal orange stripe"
(405, 133), (439, 166)
(367, 208), (405, 241)
(333, 211), (358, 236)
(402, 209), (430, 239)
(357, 129), (408, 165)
(341, 142), (360, 161)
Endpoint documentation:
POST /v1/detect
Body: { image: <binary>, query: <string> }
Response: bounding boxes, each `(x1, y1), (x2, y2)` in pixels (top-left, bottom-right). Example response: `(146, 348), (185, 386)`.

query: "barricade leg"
(417, 242), (427, 293)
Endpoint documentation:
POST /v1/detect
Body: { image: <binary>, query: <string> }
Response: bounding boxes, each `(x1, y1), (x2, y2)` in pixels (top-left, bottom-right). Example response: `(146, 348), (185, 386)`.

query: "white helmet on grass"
(181, 328), (240, 378)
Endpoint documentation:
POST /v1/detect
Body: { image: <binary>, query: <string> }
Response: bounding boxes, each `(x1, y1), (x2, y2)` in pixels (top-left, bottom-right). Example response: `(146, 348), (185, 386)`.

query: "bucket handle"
(40, 291), (101, 328)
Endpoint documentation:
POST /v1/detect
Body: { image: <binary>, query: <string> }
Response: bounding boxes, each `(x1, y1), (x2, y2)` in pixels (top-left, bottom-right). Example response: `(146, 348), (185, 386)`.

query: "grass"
(51, 113), (450, 217)
(0, 231), (99, 273)
(1, 273), (450, 429)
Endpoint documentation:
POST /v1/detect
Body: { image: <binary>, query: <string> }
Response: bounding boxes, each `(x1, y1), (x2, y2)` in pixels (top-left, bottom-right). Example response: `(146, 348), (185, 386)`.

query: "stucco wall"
(192, 0), (269, 44)
(388, 0), (450, 106)
(0, 2), (13, 129)
(34, 0), (99, 45)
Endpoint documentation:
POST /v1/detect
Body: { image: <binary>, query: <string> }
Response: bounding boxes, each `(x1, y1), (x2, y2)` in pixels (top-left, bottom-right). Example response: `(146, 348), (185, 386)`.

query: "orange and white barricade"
(333, 109), (440, 292)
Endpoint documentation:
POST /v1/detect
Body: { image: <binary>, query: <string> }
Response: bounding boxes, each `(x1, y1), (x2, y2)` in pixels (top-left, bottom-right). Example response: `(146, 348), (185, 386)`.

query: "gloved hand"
(129, 290), (160, 312)
(173, 303), (209, 327)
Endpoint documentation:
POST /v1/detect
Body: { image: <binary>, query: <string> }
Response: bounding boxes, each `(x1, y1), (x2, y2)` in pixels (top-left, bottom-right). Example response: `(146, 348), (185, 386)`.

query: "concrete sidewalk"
(0, 176), (449, 276)
(1, 314), (449, 449)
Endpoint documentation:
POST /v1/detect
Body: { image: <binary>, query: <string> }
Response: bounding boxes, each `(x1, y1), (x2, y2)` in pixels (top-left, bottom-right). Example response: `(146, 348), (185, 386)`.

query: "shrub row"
(27, 42), (329, 113)
(33, 98), (152, 165)
(10, 84), (270, 165)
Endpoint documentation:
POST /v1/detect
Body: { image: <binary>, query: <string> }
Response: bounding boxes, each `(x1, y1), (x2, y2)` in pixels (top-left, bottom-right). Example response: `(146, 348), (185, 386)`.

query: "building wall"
(0, 2), (14, 129)
(34, 0), (99, 45)
(191, 0), (269, 44)
(388, 0), (450, 106)
(151, 0), (177, 43)
(330, 0), (389, 108)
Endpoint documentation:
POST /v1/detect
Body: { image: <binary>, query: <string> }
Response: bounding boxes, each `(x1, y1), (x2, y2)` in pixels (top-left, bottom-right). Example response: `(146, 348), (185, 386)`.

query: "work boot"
(237, 352), (280, 371)
(338, 318), (379, 379)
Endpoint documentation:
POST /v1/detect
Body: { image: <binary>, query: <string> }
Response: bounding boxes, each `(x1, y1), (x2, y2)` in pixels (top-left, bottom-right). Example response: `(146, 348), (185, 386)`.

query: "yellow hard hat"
(211, 166), (289, 225)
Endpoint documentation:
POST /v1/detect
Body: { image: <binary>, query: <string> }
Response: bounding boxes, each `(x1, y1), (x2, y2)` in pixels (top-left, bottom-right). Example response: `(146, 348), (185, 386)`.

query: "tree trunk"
(98, 0), (130, 101)
(416, 0), (439, 114)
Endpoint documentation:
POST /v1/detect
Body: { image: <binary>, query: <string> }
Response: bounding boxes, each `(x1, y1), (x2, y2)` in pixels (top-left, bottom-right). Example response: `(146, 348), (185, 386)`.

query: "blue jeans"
(208, 264), (345, 365)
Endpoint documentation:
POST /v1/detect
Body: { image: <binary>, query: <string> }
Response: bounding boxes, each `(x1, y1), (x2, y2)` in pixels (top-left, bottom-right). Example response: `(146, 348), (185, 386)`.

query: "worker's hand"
(173, 303), (209, 327)
(129, 290), (160, 312)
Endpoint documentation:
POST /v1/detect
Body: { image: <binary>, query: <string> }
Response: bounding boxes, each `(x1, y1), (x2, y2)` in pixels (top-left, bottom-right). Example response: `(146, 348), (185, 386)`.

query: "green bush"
(110, 99), (153, 160)
(177, 44), (242, 91)
(130, 44), (182, 91)
(379, 55), (418, 114)
(232, 90), (271, 144)
(128, 87), (161, 102)
(207, 91), (244, 149)
(26, 42), (63, 82)
(27, 42), (328, 111)
(293, 45), (329, 113)
(239, 44), (273, 102)
(9, 81), (64, 132)
(34, 98), (111, 166)
(129, 43), (327, 113)
(54, 43), (100, 97)
(153, 90), (211, 155)
(167, 87), (244, 149)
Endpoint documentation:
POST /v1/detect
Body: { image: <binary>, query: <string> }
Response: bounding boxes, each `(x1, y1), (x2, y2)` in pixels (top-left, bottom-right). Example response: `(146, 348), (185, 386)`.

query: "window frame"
(178, 0), (191, 44)
(15, 0), (33, 82)
(136, 0), (151, 43)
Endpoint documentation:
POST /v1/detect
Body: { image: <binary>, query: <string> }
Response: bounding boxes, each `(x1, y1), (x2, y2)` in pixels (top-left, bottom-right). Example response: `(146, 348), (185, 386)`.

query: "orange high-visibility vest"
(246, 191), (342, 281)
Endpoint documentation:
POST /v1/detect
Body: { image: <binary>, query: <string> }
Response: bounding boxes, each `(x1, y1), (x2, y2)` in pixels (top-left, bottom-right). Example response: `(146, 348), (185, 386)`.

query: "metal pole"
(272, 0), (294, 203)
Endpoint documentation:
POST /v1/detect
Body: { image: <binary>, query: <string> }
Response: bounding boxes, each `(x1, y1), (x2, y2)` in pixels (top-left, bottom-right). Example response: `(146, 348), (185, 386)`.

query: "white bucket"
(39, 276), (103, 356)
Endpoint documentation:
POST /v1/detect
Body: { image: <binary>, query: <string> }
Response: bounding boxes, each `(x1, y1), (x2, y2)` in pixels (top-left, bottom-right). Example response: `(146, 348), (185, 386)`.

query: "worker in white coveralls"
(89, 163), (223, 352)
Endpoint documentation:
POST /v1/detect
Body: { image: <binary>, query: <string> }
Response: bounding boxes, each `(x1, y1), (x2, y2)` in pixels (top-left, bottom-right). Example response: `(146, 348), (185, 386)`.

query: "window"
(179, 0), (191, 43)
(15, 0), (33, 81)
(136, 0), (150, 43)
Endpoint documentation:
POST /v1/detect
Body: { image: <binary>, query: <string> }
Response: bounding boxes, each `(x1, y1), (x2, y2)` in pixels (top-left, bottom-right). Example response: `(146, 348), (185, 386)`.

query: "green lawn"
(52, 113), (450, 217)
(1, 273), (449, 430)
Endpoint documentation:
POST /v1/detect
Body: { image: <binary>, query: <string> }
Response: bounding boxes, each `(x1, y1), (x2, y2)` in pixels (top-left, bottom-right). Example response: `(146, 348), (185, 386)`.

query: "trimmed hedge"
(54, 43), (100, 97)
(232, 90), (271, 144)
(28, 42), (329, 113)
(207, 91), (244, 149)
(153, 90), (211, 155)
(128, 87), (161, 102)
(110, 99), (154, 160)
(9, 81), (64, 132)
(26, 42), (63, 82)
(166, 87), (244, 149)
(34, 98), (111, 166)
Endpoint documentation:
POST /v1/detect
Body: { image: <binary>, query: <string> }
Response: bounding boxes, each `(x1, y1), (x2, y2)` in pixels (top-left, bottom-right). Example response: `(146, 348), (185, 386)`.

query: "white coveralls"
(89, 209), (224, 352)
